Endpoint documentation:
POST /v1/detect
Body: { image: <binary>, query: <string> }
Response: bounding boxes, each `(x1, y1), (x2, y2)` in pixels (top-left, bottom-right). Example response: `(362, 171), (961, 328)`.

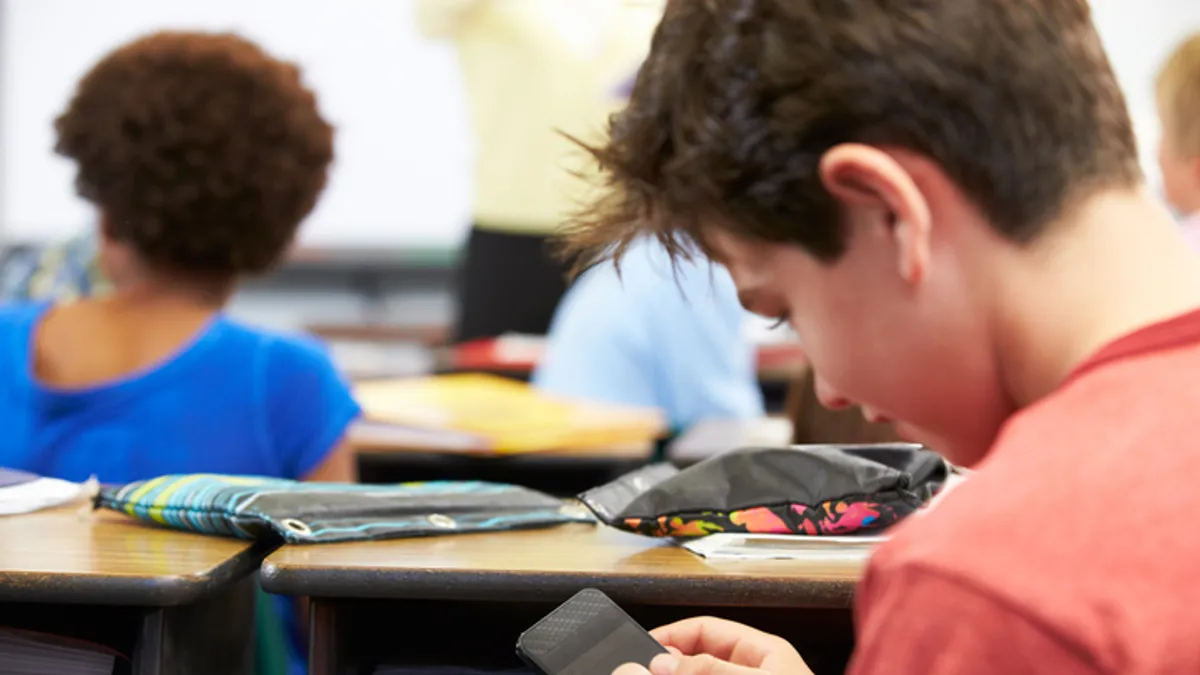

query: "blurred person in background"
(1157, 31), (1200, 247)
(0, 32), (358, 675)
(533, 236), (764, 431)
(414, 0), (661, 343)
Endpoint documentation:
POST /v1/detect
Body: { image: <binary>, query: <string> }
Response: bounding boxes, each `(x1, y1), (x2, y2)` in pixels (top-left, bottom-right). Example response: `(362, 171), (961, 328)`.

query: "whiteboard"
(0, 0), (474, 249)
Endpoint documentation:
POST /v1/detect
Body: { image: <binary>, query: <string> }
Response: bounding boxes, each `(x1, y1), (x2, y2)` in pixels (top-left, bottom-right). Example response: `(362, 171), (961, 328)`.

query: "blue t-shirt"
(533, 238), (764, 430)
(0, 301), (361, 484)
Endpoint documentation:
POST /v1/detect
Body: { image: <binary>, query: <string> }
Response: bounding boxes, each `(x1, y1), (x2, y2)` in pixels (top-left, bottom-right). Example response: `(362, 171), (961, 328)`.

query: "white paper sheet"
(0, 474), (93, 516)
(682, 532), (886, 561)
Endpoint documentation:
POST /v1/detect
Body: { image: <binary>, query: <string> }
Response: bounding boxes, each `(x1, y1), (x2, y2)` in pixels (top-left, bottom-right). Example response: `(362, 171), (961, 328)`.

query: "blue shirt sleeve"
(533, 240), (763, 430)
(261, 335), (362, 479)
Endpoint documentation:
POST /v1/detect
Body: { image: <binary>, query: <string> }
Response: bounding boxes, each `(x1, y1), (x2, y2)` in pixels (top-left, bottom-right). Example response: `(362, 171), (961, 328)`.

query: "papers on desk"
(0, 628), (121, 674)
(0, 469), (93, 516)
(353, 373), (666, 454)
(682, 533), (886, 561)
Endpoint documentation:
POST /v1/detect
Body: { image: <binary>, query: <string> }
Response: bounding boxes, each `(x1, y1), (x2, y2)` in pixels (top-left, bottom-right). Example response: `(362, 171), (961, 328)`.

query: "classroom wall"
(1, 1), (1197, 340)
(0, 0), (474, 250)
(2, 0), (1195, 254)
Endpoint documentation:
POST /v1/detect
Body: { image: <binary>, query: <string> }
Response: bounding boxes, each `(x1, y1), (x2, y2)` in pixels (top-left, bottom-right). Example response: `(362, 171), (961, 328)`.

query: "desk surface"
(0, 506), (270, 606)
(262, 523), (868, 609)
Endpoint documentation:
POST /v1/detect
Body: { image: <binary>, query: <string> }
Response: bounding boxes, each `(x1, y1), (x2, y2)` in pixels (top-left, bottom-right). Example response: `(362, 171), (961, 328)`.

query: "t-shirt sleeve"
(848, 563), (1098, 675)
(262, 336), (362, 480)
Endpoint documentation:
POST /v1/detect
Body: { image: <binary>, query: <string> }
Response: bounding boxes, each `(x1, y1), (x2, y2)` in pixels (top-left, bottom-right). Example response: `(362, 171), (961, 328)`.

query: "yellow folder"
(353, 373), (667, 454)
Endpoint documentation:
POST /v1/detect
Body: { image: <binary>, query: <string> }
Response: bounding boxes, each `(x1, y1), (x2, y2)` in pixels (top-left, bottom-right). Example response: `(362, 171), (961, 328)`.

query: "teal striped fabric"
(96, 474), (593, 544)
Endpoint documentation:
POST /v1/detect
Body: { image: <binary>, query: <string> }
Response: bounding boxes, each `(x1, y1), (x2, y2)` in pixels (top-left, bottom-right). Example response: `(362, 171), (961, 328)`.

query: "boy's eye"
(769, 314), (790, 330)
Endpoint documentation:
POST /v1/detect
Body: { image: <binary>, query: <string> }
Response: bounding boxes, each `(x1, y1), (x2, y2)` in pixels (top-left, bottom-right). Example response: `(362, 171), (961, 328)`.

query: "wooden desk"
(0, 507), (273, 675)
(263, 524), (865, 675)
(350, 423), (656, 498)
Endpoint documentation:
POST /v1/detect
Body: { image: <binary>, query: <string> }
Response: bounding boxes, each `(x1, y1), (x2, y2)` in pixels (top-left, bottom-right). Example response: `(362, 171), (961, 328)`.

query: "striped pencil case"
(95, 474), (594, 544)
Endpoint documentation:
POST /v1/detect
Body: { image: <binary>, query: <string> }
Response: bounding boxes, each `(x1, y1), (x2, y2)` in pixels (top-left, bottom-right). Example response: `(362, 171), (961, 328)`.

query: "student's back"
(0, 299), (356, 484)
(0, 31), (354, 675)
(533, 237), (763, 430)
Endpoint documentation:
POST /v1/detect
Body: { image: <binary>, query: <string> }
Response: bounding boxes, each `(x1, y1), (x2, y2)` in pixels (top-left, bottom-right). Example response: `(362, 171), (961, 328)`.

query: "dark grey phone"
(516, 588), (668, 675)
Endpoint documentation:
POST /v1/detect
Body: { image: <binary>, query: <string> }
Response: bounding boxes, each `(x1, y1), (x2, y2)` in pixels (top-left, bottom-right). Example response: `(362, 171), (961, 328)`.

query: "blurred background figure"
(1156, 31), (1200, 246)
(533, 237), (765, 432)
(414, 0), (661, 343)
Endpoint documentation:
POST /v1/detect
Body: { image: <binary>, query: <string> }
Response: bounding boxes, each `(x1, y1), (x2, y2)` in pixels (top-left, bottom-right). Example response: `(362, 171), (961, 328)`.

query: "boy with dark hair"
(564, 2), (1200, 674)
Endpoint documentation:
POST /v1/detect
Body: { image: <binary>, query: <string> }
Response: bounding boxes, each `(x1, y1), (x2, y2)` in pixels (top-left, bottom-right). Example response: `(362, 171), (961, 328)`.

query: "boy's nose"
(813, 374), (852, 411)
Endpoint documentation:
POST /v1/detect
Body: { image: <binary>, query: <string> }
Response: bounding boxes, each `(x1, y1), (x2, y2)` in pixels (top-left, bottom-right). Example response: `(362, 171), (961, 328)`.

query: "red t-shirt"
(849, 308), (1200, 675)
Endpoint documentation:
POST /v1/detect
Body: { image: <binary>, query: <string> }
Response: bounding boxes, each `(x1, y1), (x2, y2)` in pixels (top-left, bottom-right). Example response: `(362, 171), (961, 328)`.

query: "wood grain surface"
(263, 522), (869, 608)
(0, 505), (271, 606)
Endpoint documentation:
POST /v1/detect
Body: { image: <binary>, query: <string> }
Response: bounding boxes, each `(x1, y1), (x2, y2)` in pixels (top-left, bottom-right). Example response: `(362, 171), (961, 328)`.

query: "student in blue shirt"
(533, 237), (764, 430)
(0, 32), (357, 675)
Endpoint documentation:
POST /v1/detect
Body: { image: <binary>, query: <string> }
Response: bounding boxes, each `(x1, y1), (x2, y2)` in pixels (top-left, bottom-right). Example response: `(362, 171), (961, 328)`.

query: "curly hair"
(561, 0), (1142, 272)
(54, 31), (334, 276)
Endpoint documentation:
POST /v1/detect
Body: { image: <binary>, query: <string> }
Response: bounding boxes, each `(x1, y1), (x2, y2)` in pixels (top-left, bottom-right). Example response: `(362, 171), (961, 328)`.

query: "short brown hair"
(563, 0), (1141, 269)
(55, 31), (334, 277)
(1158, 32), (1200, 158)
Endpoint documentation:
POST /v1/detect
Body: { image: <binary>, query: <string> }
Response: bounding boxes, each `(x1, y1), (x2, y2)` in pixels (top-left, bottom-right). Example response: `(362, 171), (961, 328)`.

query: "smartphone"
(516, 588), (668, 675)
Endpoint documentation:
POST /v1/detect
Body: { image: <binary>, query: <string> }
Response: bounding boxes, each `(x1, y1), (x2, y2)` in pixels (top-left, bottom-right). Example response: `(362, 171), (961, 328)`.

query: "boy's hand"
(613, 617), (814, 675)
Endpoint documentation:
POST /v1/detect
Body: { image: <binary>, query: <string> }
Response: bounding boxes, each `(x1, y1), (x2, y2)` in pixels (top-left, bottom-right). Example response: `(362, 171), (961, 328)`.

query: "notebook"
(0, 628), (121, 674)
(353, 373), (667, 455)
(682, 532), (885, 561)
(0, 469), (91, 516)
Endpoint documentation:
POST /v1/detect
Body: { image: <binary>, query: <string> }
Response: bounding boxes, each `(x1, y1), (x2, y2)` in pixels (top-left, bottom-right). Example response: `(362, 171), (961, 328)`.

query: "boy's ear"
(818, 144), (933, 284)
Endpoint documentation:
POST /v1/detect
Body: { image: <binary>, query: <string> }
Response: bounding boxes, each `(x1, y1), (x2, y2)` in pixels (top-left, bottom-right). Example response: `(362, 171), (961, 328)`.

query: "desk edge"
(0, 538), (278, 607)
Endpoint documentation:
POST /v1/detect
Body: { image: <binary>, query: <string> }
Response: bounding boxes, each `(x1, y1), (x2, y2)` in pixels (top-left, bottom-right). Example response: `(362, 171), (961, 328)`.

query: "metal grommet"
(281, 519), (312, 537)
(427, 513), (456, 529)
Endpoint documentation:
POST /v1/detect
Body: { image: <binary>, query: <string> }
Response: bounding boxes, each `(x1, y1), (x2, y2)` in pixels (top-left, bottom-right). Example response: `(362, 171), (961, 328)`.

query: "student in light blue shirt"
(533, 237), (763, 430)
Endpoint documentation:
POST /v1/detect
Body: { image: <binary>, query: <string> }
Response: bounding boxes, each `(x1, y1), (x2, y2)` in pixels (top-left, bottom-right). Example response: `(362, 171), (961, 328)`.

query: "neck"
(991, 187), (1200, 407)
(108, 272), (234, 310)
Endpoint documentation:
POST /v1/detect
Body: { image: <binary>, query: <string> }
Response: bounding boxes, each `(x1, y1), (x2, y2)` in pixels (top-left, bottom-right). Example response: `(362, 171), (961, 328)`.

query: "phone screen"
(518, 589), (667, 675)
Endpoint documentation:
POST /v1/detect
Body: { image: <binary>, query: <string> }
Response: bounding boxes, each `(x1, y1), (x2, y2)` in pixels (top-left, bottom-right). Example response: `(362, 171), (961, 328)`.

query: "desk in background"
(350, 423), (655, 497)
(0, 507), (272, 675)
(263, 523), (865, 675)
(306, 325), (809, 409)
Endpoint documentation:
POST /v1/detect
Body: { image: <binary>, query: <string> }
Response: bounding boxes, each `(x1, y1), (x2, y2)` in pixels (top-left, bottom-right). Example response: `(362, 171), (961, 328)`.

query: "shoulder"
(853, 471), (1103, 674)
(216, 320), (337, 369)
(221, 322), (359, 478)
(213, 320), (351, 399)
(850, 556), (1099, 675)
